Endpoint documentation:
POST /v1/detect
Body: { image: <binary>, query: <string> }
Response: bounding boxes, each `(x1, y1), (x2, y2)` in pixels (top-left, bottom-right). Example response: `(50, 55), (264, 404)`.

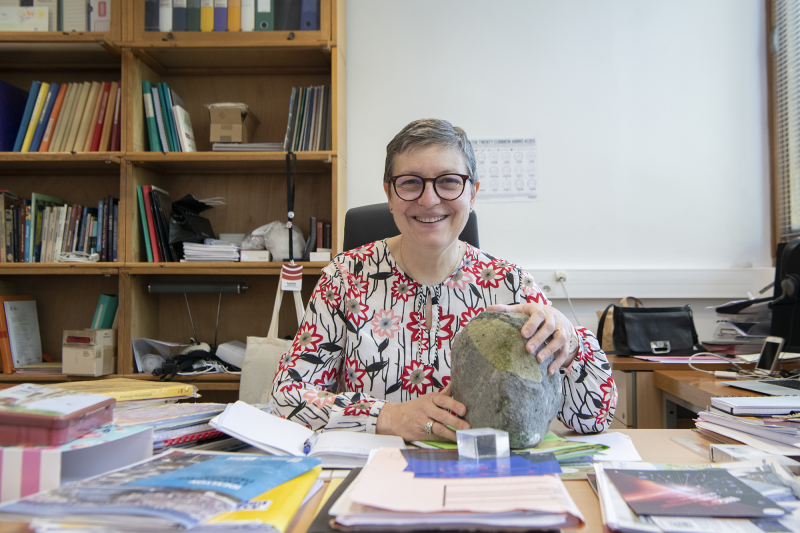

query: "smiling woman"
(270, 119), (617, 441)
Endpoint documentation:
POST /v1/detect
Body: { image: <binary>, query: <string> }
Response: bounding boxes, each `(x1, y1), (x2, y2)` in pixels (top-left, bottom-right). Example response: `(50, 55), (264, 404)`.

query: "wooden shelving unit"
(0, 0), (346, 400)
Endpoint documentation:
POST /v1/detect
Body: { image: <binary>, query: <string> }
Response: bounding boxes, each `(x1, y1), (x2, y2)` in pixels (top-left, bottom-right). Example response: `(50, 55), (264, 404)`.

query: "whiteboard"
(345, 0), (771, 272)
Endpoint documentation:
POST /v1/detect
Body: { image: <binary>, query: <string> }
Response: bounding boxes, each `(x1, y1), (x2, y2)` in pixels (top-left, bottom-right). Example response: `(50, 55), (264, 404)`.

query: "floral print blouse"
(270, 240), (617, 434)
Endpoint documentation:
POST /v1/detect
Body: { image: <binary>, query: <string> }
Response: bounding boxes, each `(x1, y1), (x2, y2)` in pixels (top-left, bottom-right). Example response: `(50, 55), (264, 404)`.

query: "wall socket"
(555, 271), (567, 282)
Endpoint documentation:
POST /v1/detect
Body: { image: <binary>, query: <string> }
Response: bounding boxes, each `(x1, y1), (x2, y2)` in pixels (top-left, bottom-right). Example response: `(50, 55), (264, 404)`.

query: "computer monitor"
(771, 241), (800, 352)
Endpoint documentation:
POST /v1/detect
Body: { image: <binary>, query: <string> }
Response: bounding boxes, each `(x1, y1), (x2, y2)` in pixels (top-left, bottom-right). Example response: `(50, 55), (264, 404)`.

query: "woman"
(271, 119), (616, 441)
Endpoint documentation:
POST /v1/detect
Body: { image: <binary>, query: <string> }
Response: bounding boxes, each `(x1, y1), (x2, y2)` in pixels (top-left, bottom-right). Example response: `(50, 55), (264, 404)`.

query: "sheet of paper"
(4, 300), (42, 367)
(564, 432), (643, 462)
(209, 401), (312, 455)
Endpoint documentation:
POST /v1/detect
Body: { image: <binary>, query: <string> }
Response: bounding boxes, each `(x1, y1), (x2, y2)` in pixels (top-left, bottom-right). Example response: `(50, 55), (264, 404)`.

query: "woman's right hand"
(376, 384), (471, 441)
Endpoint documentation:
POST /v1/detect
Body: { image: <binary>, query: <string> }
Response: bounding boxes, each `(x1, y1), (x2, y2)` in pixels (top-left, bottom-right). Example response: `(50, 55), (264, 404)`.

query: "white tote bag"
(239, 284), (305, 404)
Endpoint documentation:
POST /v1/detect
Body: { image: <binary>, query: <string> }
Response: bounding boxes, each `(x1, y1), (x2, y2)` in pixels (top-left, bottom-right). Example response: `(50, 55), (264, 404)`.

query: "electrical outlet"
(555, 271), (567, 282)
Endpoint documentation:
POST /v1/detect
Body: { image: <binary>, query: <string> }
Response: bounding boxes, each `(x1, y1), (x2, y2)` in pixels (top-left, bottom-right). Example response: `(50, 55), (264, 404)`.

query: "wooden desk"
(608, 355), (739, 429)
(0, 429), (718, 533)
(653, 370), (761, 427)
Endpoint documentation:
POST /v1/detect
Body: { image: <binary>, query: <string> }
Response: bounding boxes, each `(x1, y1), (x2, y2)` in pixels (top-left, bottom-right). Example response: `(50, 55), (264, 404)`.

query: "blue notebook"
(12, 81), (40, 152)
(0, 81), (29, 152)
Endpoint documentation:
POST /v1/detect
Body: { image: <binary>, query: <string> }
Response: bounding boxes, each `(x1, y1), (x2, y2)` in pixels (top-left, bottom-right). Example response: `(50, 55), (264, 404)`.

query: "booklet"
(0, 450), (321, 529)
(209, 401), (405, 468)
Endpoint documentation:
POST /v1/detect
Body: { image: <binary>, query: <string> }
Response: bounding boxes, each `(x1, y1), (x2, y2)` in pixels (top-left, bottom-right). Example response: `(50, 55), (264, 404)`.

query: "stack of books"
(695, 396), (800, 456)
(1, 190), (119, 263)
(702, 299), (772, 355)
(282, 85), (332, 152)
(182, 240), (240, 262)
(0, 2), (111, 32)
(136, 185), (176, 262)
(141, 81), (196, 153)
(2, 80), (121, 153)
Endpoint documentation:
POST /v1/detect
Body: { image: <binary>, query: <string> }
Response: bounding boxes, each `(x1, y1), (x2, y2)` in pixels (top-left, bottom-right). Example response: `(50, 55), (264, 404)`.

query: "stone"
(450, 311), (562, 448)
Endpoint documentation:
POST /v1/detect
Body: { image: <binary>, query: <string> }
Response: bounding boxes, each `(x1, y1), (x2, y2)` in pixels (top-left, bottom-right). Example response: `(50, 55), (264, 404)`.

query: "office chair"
(342, 202), (479, 252)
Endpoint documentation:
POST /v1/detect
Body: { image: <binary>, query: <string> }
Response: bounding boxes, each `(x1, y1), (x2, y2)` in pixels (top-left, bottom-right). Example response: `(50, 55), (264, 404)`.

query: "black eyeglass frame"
(389, 173), (472, 201)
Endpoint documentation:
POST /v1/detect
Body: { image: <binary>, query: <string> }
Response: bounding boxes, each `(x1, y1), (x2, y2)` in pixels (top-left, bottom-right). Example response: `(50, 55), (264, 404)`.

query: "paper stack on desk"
(695, 401), (800, 456)
(328, 447), (585, 531)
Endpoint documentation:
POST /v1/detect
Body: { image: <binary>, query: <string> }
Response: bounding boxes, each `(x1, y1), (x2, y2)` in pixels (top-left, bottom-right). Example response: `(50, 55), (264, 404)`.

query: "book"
(50, 82), (77, 152)
(53, 378), (197, 401)
(172, 104), (196, 152)
(159, 0), (172, 31)
(82, 80), (108, 151)
(61, 0), (87, 31)
(172, 0), (187, 30)
(71, 81), (99, 152)
(200, 0), (213, 30)
(157, 82), (179, 151)
(112, 202), (117, 261)
(38, 82), (67, 152)
(283, 86), (298, 151)
(0, 450), (321, 530)
(95, 199), (103, 258)
(151, 86), (170, 152)
(12, 81), (40, 152)
(142, 185), (162, 262)
(62, 81), (90, 152)
(711, 396), (800, 415)
(213, 0), (226, 30)
(20, 81), (49, 152)
(0, 191), (17, 263)
(0, 81), (29, 152)
(28, 193), (63, 263)
(187, 0), (200, 30)
(136, 186), (154, 262)
(150, 186), (174, 261)
(141, 80), (161, 152)
(0, 296), (35, 373)
(3, 299), (42, 368)
(88, 0), (111, 31)
(227, 0), (239, 31)
(144, 0), (159, 30)
(109, 84), (121, 151)
(210, 401), (405, 468)
(29, 82), (59, 152)
(96, 80), (117, 151)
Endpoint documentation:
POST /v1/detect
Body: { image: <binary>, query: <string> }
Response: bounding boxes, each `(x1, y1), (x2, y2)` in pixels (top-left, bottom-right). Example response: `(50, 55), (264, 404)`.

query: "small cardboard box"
(62, 329), (117, 377)
(208, 103), (258, 143)
(240, 250), (271, 262)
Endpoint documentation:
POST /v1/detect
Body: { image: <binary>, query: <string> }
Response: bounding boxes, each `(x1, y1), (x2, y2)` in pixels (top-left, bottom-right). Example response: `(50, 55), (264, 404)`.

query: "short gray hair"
(384, 119), (478, 192)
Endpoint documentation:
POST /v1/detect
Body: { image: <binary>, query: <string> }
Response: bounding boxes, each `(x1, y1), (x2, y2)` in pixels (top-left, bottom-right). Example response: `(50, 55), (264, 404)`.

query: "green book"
(136, 186), (154, 262)
(157, 83), (178, 152)
(91, 294), (119, 329)
(141, 81), (161, 152)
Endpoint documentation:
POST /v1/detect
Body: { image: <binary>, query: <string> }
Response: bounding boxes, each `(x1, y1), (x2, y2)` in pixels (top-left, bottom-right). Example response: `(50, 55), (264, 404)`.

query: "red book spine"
(142, 186), (161, 262)
(90, 83), (111, 152)
(316, 221), (323, 249)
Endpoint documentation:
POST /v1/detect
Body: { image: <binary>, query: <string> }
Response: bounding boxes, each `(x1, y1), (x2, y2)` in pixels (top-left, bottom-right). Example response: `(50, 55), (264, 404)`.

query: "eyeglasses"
(390, 173), (471, 201)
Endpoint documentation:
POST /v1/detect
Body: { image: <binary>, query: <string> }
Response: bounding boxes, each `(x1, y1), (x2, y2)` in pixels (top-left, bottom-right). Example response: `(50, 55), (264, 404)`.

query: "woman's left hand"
(486, 303), (576, 375)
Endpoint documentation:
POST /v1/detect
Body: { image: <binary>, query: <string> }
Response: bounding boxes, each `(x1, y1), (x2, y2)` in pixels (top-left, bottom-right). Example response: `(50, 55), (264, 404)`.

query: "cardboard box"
(62, 329), (117, 377)
(240, 250), (272, 262)
(208, 103), (258, 143)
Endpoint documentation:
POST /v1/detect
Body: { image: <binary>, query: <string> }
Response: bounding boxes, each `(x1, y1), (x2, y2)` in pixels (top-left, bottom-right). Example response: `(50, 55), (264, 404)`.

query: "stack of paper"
(328, 447), (585, 531)
(182, 241), (240, 262)
(596, 459), (800, 533)
(0, 450), (322, 533)
(695, 400), (800, 456)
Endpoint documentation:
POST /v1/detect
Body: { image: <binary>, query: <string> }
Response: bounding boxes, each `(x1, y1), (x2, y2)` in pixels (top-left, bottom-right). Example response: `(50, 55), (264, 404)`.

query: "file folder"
(214, 0), (227, 31)
(300, 0), (317, 30)
(255, 0), (272, 30)
(186, 0), (200, 30)
(173, 0), (187, 31)
(200, 0), (213, 31)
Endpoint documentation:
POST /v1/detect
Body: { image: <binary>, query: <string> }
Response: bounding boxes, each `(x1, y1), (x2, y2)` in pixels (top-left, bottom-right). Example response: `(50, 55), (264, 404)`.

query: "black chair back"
(342, 202), (479, 252)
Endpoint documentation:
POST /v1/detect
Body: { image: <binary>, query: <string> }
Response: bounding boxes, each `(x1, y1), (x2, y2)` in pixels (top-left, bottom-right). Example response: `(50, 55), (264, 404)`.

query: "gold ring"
(424, 421), (434, 435)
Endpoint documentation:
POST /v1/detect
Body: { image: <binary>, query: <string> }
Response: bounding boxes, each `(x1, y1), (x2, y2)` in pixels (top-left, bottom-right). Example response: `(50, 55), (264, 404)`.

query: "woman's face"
(384, 145), (478, 252)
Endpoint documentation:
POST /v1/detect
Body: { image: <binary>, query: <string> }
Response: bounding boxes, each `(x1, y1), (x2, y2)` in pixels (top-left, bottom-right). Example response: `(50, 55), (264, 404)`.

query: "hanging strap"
(597, 303), (614, 351)
(268, 283), (305, 339)
(285, 152), (297, 262)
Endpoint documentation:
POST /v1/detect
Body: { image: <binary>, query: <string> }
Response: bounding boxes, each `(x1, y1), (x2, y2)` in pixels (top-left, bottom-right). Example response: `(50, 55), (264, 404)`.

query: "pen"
(303, 430), (320, 454)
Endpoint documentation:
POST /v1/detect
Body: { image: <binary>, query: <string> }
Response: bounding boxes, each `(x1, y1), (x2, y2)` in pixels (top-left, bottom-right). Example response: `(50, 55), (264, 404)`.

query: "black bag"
(169, 195), (216, 260)
(597, 304), (701, 356)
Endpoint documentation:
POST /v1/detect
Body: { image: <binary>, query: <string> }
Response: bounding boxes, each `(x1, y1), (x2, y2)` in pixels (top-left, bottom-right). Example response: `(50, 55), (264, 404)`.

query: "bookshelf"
(0, 0), (347, 401)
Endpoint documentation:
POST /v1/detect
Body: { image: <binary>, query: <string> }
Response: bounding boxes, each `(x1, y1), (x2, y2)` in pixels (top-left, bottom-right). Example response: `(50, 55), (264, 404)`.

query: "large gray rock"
(450, 311), (562, 448)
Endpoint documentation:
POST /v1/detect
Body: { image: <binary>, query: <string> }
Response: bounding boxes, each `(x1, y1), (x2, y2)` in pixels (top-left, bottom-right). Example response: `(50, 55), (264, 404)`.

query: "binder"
(186, 0), (200, 30)
(300, 0), (317, 30)
(37, 83), (67, 153)
(227, 0), (239, 31)
(254, 0), (272, 30)
(20, 82), (49, 153)
(213, 0), (226, 31)
(0, 80), (29, 152)
(240, 0), (253, 31)
(172, 0), (187, 31)
(144, 0), (159, 31)
(199, 0), (213, 31)
(141, 81), (161, 152)
(159, 0), (173, 31)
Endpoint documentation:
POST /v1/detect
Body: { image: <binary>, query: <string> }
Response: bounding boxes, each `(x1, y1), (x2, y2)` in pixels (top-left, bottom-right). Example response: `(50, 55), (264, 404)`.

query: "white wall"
(345, 0), (772, 340)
